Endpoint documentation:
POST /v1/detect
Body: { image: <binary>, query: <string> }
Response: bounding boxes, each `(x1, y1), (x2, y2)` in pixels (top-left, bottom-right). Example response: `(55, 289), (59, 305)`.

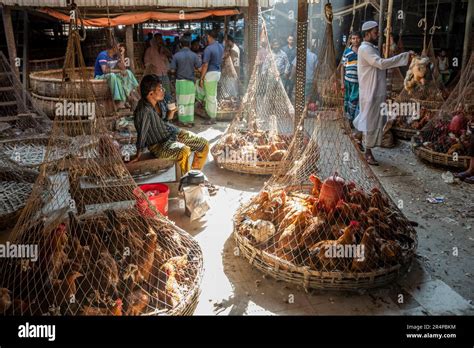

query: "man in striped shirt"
(131, 75), (209, 175)
(341, 31), (362, 122)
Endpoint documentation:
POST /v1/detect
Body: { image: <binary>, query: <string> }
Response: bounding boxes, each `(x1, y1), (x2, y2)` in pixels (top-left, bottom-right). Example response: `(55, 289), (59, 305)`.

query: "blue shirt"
(94, 50), (118, 77)
(342, 46), (358, 83)
(202, 41), (224, 72)
(170, 47), (202, 81)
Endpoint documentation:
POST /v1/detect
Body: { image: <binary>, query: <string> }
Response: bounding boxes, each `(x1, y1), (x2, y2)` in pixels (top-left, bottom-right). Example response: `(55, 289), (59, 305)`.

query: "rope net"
(308, 3), (343, 114)
(0, 52), (50, 139)
(217, 44), (241, 114)
(0, 29), (202, 316)
(211, 17), (296, 175)
(413, 52), (474, 158)
(234, 109), (417, 287)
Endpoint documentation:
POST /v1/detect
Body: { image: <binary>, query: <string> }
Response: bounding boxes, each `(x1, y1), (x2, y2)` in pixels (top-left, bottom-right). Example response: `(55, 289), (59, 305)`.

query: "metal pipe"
(295, 0), (308, 129)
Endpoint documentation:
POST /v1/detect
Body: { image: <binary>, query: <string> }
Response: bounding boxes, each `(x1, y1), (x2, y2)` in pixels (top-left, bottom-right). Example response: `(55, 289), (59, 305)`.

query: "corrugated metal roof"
(0, 0), (273, 7)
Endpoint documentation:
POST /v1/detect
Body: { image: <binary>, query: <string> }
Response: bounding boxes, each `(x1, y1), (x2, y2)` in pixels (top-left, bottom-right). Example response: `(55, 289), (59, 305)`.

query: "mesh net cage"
(0, 27), (203, 316)
(0, 153), (39, 231)
(308, 3), (344, 116)
(211, 17), (296, 175)
(216, 43), (242, 119)
(0, 51), (51, 140)
(412, 52), (474, 169)
(393, 40), (447, 137)
(233, 109), (418, 290)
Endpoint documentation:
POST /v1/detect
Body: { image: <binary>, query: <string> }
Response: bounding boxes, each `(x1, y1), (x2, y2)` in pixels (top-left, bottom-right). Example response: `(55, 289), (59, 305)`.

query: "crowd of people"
(92, 22), (472, 183)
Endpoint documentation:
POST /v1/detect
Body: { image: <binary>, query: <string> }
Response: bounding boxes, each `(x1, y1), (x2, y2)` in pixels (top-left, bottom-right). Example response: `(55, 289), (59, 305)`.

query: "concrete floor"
(168, 120), (474, 316)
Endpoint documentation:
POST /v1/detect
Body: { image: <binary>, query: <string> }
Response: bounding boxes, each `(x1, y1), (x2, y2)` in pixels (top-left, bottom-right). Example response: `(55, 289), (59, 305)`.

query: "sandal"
(204, 119), (217, 125)
(454, 171), (473, 180)
(365, 155), (379, 166)
(464, 176), (474, 184)
(177, 122), (194, 128)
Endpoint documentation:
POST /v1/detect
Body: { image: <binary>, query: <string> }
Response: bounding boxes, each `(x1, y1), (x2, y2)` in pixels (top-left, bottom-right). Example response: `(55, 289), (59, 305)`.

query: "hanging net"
(0, 27), (203, 316)
(308, 3), (343, 116)
(0, 52), (50, 140)
(412, 52), (474, 169)
(216, 46), (242, 119)
(211, 18), (296, 175)
(393, 40), (447, 139)
(0, 153), (39, 231)
(233, 107), (418, 289)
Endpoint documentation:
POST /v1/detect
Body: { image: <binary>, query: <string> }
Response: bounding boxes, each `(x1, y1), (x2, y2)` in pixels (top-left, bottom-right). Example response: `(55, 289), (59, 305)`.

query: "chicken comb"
(349, 220), (360, 227)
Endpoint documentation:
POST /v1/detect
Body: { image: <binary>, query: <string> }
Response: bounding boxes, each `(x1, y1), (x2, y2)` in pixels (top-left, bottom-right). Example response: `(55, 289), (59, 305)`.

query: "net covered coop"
(211, 18), (296, 175)
(0, 29), (203, 316)
(392, 40), (448, 140)
(216, 45), (242, 120)
(307, 3), (344, 117)
(412, 52), (474, 169)
(0, 52), (51, 140)
(0, 153), (39, 231)
(233, 108), (418, 290)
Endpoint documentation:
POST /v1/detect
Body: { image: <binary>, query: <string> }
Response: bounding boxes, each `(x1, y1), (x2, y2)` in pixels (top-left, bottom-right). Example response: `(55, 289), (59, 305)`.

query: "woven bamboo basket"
(29, 68), (110, 99)
(233, 185), (418, 291)
(414, 145), (470, 169)
(412, 98), (444, 111)
(31, 93), (116, 123)
(392, 127), (419, 141)
(211, 145), (290, 176)
(29, 57), (65, 72)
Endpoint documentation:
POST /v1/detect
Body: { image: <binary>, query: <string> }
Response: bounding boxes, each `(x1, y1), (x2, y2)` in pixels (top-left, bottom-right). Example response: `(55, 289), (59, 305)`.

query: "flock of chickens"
(213, 130), (290, 163)
(0, 209), (194, 316)
(414, 109), (473, 156)
(236, 173), (416, 272)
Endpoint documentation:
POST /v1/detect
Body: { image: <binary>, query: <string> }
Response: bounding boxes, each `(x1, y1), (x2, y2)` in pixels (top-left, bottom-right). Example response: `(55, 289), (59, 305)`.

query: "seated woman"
(130, 74), (209, 175)
(94, 42), (139, 110)
(454, 121), (474, 184)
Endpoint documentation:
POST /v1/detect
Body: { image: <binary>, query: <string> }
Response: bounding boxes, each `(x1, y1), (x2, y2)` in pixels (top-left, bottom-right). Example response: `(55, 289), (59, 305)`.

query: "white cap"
(361, 21), (378, 31)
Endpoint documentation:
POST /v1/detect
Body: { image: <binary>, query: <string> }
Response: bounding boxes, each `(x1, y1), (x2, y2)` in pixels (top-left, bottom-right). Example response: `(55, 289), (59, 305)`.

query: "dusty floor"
(168, 119), (474, 315)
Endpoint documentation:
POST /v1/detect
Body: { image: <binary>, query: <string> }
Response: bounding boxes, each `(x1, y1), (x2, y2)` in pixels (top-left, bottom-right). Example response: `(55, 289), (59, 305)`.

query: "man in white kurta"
(353, 21), (413, 165)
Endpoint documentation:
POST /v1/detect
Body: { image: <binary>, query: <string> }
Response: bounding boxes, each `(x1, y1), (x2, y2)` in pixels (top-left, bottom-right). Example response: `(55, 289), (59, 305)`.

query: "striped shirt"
(134, 99), (178, 151)
(342, 46), (358, 83)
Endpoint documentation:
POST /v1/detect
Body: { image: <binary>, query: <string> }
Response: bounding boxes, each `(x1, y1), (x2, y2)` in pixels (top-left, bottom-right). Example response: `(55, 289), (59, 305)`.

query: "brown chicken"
(277, 210), (312, 251)
(299, 217), (332, 249)
(370, 188), (389, 210)
(156, 255), (188, 309)
(348, 189), (371, 211)
(0, 288), (12, 314)
(86, 241), (120, 297)
(39, 223), (68, 270)
(50, 271), (83, 309)
(309, 174), (323, 197)
(81, 299), (123, 316)
(308, 221), (360, 270)
(125, 289), (150, 315)
(377, 238), (402, 263)
(351, 227), (379, 271)
(133, 231), (157, 283)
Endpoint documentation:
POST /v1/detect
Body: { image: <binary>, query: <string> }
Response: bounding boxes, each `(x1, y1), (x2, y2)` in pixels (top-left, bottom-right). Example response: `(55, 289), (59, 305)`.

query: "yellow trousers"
(149, 130), (209, 174)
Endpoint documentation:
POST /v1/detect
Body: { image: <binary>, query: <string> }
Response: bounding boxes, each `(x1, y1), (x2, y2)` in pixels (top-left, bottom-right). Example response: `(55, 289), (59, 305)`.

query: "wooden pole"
(248, 0), (258, 77)
(378, 0), (385, 52)
(1, 6), (19, 77)
(462, 0), (473, 70)
(224, 16), (229, 42)
(22, 10), (29, 106)
(447, 0), (456, 49)
(295, 0), (308, 129)
(384, 0), (393, 58)
(125, 25), (135, 72)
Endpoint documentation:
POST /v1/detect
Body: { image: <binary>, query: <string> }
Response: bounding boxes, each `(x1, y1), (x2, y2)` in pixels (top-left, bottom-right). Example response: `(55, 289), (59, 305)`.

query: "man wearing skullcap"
(353, 21), (414, 165)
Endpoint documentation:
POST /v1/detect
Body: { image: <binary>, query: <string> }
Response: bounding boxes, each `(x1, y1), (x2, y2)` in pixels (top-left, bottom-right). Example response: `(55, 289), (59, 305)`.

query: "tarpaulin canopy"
(39, 7), (240, 27)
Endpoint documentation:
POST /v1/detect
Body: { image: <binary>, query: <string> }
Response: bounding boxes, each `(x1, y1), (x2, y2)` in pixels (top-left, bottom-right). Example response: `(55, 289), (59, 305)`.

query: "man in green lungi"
(170, 35), (202, 127)
(94, 42), (139, 110)
(196, 29), (224, 125)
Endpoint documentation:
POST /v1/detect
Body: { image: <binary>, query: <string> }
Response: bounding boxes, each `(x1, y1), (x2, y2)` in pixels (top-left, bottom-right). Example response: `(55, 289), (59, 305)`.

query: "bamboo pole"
(295, 0), (308, 129)
(1, 6), (19, 77)
(462, 0), (473, 70)
(384, 0), (393, 58)
(378, 0), (385, 52)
